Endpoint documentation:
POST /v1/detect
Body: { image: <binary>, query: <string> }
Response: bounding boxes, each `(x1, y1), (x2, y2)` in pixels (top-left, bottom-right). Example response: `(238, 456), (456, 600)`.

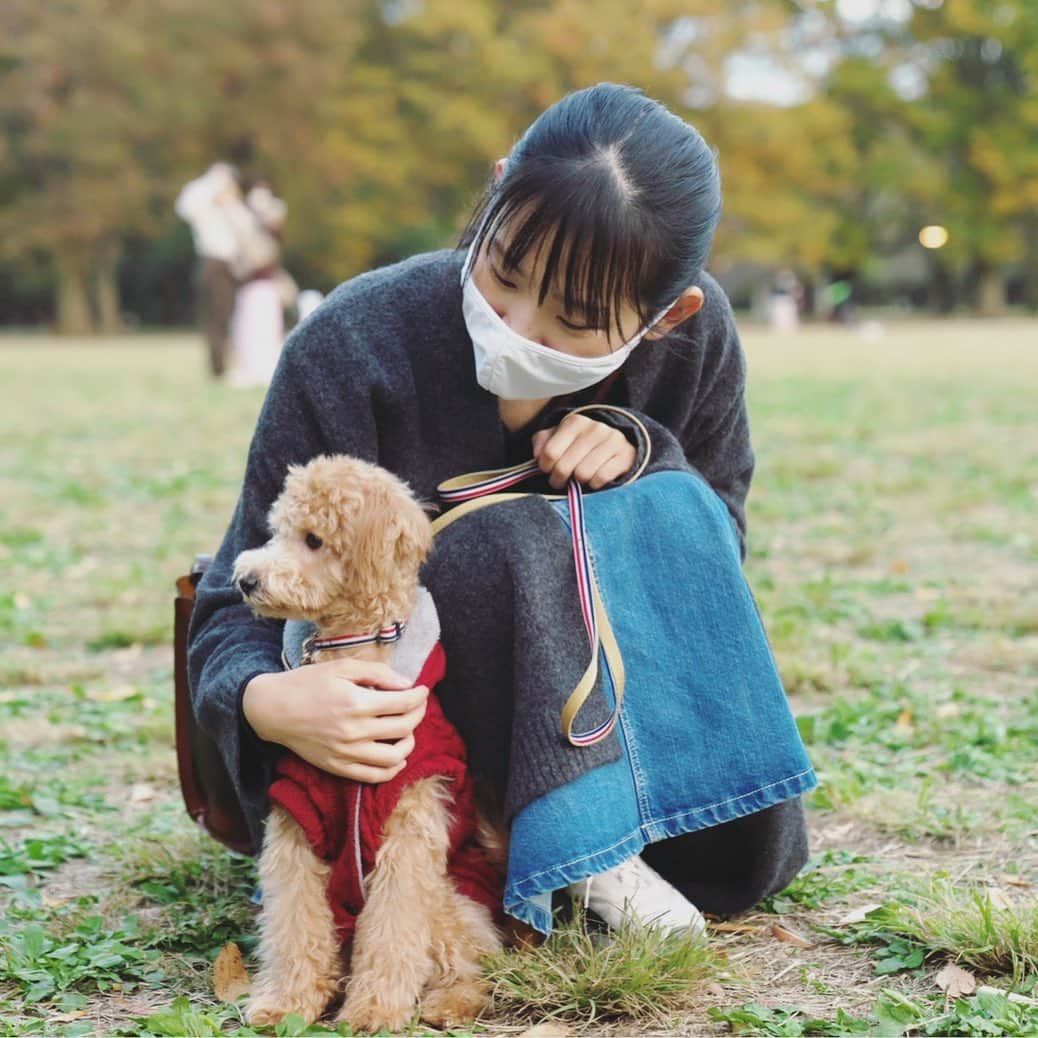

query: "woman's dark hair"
(459, 82), (721, 343)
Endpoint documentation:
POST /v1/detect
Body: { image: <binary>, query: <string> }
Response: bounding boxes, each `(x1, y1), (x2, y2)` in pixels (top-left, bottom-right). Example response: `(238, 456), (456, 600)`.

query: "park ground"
(0, 319), (1036, 1036)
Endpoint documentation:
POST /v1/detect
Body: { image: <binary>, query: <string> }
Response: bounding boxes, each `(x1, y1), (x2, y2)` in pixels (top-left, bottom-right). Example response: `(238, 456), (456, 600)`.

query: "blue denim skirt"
(504, 470), (817, 934)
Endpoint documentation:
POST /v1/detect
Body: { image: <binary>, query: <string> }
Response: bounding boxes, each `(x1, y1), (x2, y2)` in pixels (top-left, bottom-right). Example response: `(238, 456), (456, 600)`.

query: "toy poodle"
(232, 454), (503, 1032)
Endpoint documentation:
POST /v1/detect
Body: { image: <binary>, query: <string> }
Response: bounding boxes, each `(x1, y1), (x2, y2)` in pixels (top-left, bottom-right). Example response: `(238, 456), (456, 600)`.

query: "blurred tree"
(893, 0), (1038, 312)
(2, 0), (1035, 328)
(0, 1), (182, 332)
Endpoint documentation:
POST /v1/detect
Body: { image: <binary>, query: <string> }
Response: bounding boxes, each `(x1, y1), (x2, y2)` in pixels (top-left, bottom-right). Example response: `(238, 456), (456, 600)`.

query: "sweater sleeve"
(187, 305), (379, 845)
(675, 285), (755, 554)
(627, 280), (755, 557)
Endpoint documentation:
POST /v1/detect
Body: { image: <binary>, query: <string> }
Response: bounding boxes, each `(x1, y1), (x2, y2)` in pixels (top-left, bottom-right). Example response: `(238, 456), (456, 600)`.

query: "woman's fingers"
(345, 683), (429, 719)
(534, 415), (587, 477)
(572, 439), (623, 489)
(339, 732), (417, 769)
(537, 416), (634, 489)
(531, 427), (555, 457)
(349, 701), (428, 742)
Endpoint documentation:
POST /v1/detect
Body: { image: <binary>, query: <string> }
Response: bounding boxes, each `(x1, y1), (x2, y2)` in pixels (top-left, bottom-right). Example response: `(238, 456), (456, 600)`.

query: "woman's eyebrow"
(490, 235), (591, 318)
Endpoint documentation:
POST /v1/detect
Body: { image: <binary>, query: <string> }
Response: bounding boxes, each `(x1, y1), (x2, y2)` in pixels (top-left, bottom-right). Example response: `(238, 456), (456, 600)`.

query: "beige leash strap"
(433, 405), (650, 745)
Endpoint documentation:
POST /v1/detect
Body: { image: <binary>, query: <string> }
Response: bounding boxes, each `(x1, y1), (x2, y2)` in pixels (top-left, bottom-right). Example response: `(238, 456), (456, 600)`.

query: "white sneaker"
(568, 854), (707, 940)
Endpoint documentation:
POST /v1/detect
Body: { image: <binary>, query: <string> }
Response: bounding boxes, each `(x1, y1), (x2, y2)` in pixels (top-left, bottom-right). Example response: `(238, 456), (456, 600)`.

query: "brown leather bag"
(174, 555), (254, 854)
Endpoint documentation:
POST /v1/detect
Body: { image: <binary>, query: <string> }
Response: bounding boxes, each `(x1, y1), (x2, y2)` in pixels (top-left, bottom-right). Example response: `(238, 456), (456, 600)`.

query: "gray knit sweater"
(187, 248), (755, 853)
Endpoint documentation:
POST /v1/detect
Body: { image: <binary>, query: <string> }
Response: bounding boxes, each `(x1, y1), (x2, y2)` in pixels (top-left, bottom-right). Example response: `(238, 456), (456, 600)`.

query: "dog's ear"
(348, 478), (434, 615)
(388, 493), (434, 576)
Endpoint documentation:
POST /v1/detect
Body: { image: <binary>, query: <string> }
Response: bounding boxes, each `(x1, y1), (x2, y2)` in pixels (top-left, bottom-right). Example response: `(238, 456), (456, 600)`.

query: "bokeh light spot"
(919, 225), (949, 249)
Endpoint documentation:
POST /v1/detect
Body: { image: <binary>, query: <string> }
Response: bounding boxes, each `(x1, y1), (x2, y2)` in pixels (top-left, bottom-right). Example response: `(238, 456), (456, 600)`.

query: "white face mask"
(461, 241), (672, 400)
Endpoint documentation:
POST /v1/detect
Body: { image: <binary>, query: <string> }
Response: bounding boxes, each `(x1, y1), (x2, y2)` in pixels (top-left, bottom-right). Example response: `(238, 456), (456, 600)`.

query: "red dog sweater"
(267, 642), (503, 943)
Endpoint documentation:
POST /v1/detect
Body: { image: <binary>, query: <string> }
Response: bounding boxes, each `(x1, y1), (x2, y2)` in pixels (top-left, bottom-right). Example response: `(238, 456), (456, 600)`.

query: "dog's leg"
(335, 776), (455, 1034)
(419, 885), (501, 1028)
(246, 806), (342, 1027)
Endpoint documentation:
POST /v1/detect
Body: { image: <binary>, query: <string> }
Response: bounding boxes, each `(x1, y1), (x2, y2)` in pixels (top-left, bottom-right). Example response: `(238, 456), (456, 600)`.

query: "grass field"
(1, 319), (1036, 1036)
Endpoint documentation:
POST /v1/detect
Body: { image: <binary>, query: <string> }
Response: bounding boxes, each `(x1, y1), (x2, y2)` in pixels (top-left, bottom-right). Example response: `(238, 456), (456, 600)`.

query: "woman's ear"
(494, 157), (508, 182)
(645, 286), (704, 339)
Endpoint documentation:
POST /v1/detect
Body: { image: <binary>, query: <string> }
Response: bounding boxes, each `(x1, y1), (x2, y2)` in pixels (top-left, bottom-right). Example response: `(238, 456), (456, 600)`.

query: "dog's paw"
(420, 979), (490, 1028)
(336, 991), (416, 1034)
(246, 987), (330, 1028)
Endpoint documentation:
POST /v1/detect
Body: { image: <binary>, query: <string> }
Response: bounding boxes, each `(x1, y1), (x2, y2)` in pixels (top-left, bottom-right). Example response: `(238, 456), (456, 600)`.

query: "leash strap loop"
(435, 459), (624, 747)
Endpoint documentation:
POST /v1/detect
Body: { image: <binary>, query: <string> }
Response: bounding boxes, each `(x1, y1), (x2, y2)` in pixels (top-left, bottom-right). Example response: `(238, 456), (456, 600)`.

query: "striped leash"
(434, 459), (625, 747)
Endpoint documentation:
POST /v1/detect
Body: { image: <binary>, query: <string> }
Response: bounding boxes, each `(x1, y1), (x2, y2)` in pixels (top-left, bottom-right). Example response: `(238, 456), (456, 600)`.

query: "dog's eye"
(305, 532), (323, 551)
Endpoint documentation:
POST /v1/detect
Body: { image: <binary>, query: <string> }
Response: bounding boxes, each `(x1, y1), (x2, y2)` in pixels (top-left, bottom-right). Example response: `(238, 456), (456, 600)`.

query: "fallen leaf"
(891, 559), (909, 574)
(13, 592), (31, 610)
(839, 903), (884, 925)
(85, 684), (138, 702)
(45, 1011), (89, 1023)
(213, 941), (251, 1002)
(915, 587), (940, 601)
(517, 1024), (573, 1038)
(129, 784), (155, 804)
(935, 962), (976, 999)
(999, 874), (1031, 889)
(710, 921), (763, 933)
(936, 702), (961, 720)
(894, 709), (914, 734)
(706, 982), (725, 1000)
(770, 922), (813, 948)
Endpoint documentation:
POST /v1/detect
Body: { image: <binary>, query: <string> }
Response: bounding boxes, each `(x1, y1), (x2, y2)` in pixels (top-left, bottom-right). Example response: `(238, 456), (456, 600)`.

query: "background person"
(174, 162), (242, 378)
(225, 180), (290, 388)
(768, 268), (802, 333)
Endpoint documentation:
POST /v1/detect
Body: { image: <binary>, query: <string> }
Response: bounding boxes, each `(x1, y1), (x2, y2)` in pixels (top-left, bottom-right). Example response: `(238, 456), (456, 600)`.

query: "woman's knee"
(642, 797), (810, 917)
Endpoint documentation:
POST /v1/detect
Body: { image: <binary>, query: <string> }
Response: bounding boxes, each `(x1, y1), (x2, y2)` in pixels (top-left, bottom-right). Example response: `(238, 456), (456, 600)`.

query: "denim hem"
(504, 830), (646, 933)
(503, 766), (817, 933)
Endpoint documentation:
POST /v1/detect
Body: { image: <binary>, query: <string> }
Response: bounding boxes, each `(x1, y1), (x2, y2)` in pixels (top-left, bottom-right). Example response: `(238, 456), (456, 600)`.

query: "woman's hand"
(242, 659), (429, 783)
(531, 413), (636, 490)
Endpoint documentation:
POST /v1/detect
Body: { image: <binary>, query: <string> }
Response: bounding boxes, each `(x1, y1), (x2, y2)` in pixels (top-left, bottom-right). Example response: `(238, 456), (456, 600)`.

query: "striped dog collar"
(307, 622), (407, 655)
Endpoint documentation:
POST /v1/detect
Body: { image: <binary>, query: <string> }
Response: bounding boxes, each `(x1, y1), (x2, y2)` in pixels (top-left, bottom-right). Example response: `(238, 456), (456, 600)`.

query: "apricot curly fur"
(236, 454), (502, 1032)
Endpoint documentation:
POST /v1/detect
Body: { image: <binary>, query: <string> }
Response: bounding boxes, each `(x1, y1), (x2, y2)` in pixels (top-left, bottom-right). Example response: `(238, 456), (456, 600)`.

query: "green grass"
(1, 321), (1036, 1035)
(862, 877), (1038, 980)
(484, 904), (721, 1024)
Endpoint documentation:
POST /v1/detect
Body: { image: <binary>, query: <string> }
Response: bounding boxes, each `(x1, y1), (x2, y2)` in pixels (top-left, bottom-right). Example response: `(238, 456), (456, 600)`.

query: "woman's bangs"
(476, 188), (654, 345)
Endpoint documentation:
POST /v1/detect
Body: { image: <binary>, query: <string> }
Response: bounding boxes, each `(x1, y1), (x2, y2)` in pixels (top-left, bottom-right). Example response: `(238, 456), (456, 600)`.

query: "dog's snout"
(237, 574), (260, 597)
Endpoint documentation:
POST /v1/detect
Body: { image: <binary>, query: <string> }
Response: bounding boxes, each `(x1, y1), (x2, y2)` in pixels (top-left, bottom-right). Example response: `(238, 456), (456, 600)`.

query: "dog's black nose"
(237, 575), (259, 597)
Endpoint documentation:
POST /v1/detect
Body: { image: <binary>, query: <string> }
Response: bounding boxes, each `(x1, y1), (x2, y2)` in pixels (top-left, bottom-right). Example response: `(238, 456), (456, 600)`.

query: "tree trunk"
(977, 267), (1006, 316)
(55, 251), (95, 335)
(94, 242), (124, 334)
(1021, 216), (1038, 311)
(931, 261), (955, 314)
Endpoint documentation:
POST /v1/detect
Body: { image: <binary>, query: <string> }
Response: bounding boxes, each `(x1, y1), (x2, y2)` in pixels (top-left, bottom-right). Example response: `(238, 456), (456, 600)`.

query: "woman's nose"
(500, 302), (541, 344)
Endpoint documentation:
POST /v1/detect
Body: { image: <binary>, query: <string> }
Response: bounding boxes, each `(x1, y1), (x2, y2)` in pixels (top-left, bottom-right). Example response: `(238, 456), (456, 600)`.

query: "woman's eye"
(558, 316), (597, 334)
(305, 532), (323, 550)
(490, 264), (518, 289)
